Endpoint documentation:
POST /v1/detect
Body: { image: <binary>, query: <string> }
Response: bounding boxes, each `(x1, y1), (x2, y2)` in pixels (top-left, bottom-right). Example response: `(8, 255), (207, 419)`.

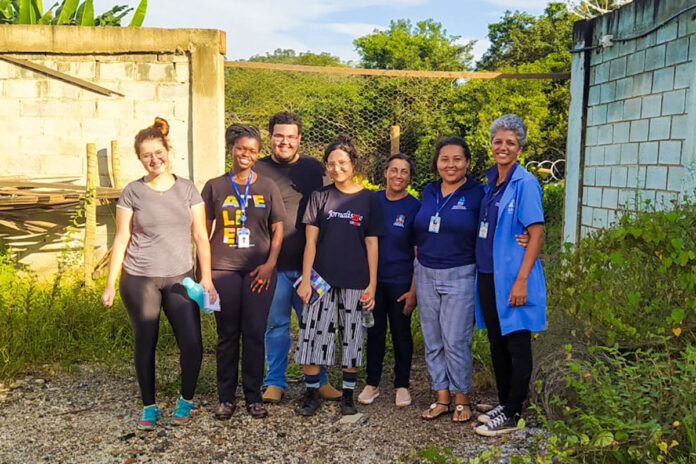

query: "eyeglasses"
(140, 149), (167, 161)
(327, 160), (353, 170)
(272, 134), (299, 143)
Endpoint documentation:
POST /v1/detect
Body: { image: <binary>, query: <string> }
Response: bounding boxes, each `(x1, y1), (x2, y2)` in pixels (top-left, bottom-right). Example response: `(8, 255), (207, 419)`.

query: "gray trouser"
(414, 259), (475, 393)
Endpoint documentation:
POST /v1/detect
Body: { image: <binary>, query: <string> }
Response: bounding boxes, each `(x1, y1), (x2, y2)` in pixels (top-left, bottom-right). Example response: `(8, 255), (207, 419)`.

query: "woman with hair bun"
(102, 117), (217, 430)
(294, 136), (386, 417)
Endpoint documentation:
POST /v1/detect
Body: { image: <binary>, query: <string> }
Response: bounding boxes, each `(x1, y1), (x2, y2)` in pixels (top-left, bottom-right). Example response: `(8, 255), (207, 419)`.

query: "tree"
(354, 19), (475, 71)
(248, 49), (346, 67)
(456, 3), (578, 177)
(477, 2), (576, 71)
(566, 0), (633, 19)
(0, 0), (147, 26)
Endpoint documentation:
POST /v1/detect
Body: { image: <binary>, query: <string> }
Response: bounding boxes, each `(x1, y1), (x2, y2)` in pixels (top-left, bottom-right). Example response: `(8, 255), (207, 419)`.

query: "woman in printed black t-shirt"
(201, 124), (285, 419)
(295, 136), (386, 417)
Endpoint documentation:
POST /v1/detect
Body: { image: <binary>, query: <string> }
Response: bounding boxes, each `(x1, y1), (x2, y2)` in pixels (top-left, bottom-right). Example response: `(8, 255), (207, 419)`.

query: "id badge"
(237, 227), (250, 248)
(478, 221), (489, 239)
(428, 215), (441, 233)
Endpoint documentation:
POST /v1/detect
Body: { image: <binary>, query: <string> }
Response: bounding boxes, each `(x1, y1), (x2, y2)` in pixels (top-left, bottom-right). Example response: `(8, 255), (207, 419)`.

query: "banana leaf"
(77, 0), (93, 25)
(127, 0), (145, 27)
(0, 0), (15, 22)
(54, 0), (78, 24)
(38, 0), (56, 24)
(17, 0), (33, 23)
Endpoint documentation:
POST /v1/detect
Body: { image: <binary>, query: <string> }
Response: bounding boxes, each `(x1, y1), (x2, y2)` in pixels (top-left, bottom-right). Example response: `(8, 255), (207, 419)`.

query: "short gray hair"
(489, 114), (527, 148)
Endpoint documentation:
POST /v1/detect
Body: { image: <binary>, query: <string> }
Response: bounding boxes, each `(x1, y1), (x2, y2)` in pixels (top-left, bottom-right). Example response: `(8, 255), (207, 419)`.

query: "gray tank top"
(116, 175), (203, 277)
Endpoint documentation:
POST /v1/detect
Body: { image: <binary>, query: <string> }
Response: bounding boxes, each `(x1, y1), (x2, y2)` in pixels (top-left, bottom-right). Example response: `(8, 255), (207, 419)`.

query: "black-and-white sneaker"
(476, 404), (504, 424)
(474, 412), (519, 437)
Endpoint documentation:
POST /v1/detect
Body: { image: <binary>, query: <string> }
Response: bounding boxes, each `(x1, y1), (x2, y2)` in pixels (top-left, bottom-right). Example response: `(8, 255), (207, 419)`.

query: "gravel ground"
(0, 358), (543, 463)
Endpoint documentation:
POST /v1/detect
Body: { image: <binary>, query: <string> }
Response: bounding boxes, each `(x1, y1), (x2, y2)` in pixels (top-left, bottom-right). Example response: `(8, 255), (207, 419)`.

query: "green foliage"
(249, 48), (346, 67)
(0, 0), (146, 26)
(477, 3), (575, 71)
(549, 200), (696, 346)
(521, 343), (696, 463)
(127, 0), (144, 26)
(354, 19), (474, 71)
(542, 181), (565, 256)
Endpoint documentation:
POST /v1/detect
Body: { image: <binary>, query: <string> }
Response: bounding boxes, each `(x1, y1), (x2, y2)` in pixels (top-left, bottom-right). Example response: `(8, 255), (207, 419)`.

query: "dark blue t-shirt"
(376, 190), (421, 285)
(414, 178), (485, 269)
(476, 163), (518, 273)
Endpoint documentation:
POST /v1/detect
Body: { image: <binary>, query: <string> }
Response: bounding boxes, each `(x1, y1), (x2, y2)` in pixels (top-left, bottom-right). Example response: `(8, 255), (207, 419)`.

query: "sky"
(94, 0), (551, 64)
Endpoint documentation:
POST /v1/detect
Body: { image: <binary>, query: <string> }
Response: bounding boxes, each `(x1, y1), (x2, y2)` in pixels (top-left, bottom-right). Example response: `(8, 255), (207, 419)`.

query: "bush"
(526, 341), (696, 463)
(0, 264), (219, 380)
(518, 201), (696, 463)
(547, 201), (696, 346)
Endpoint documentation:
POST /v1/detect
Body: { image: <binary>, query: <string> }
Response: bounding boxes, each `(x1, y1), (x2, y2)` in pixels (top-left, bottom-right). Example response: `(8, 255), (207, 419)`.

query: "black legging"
(119, 270), (203, 406)
(476, 272), (532, 417)
(366, 281), (413, 389)
(212, 269), (276, 404)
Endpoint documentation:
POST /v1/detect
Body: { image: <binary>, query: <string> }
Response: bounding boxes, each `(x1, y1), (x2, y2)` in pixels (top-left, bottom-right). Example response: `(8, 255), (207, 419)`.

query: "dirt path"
(0, 359), (541, 463)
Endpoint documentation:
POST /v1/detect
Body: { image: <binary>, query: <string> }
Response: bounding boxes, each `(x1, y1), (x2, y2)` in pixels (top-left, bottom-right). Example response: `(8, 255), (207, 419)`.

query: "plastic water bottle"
(361, 309), (375, 328)
(182, 277), (211, 314)
(361, 292), (374, 328)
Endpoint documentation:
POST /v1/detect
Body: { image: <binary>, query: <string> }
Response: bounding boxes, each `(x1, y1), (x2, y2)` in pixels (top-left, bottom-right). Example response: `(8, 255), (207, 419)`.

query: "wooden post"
(84, 143), (97, 285)
(390, 125), (401, 155)
(110, 140), (123, 190)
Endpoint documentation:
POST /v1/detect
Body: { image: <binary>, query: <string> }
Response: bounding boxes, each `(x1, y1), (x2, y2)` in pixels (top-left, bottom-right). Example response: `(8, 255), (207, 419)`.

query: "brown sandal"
(421, 402), (452, 420)
(453, 403), (473, 423)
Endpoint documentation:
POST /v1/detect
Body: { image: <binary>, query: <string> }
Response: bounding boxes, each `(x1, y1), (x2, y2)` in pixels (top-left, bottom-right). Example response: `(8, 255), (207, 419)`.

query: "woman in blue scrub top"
(474, 114), (546, 437)
(413, 137), (485, 422)
(358, 154), (420, 408)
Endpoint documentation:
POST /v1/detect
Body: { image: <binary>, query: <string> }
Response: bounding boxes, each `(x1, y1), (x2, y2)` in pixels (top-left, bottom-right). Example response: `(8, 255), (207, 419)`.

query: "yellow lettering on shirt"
(253, 195), (265, 207)
(222, 210), (237, 226)
(223, 227), (236, 244)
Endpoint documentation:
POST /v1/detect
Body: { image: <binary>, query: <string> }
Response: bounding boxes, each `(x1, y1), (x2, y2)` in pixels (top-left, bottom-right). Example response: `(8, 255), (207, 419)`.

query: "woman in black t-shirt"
(295, 136), (386, 417)
(201, 124), (285, 419)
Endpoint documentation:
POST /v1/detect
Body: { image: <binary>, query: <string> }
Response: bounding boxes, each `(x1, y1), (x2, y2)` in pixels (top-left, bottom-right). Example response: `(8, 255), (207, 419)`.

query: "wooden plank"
(0, 55), (125, 97)
(224, 61), (571, 80)
(0, 180), (121, 195)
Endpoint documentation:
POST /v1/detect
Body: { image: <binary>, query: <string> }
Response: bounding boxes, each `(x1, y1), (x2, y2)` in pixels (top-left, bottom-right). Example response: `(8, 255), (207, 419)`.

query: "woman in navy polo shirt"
(473, 115), (546, 437)
(413, 136), (484, 422)
(358, 153), (420, 408)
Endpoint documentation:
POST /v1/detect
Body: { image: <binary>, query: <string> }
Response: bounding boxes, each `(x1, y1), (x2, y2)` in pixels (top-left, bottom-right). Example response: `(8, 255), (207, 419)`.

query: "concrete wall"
(0, 25), (226, 273)
(564, 0), (696, 243)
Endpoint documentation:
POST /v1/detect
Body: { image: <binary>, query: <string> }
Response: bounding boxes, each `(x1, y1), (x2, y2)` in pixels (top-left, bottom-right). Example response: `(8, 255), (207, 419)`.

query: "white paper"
(204, 292), (220, 312)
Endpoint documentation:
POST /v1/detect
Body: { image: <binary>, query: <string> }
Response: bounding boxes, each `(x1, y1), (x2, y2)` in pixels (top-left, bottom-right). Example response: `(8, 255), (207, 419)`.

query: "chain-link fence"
(225, 63), (569, 190)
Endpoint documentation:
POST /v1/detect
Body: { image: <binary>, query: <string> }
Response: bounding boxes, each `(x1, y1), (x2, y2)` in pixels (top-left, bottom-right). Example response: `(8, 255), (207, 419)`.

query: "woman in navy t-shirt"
(357, 154), (420, 408)
(413, 136), (485, 422)
(295, 136), (386, 417)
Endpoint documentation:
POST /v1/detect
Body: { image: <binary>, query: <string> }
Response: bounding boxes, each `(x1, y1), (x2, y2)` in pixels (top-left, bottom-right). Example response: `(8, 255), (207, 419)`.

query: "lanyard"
(228, 171), (252, 225)
(482, 181), (507, 222)
(434, 187), (458, 217)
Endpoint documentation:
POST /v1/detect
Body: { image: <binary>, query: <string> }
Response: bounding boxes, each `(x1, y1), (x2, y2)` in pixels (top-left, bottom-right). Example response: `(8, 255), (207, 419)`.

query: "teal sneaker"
(172, 397), (196, 426)
(137, 405), (161, 430)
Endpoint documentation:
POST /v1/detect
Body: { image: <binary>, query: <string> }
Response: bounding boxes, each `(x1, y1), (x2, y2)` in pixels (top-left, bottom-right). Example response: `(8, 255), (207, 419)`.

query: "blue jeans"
(414, 259), (476, 393)
(263, 270), (328, 390)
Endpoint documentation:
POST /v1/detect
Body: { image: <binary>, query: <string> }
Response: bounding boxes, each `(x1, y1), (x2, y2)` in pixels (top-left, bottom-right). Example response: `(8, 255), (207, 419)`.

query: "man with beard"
(255, 112), (341, 403)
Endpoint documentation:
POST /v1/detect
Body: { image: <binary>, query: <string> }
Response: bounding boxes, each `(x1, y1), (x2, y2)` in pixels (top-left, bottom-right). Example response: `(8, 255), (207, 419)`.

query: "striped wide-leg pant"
(294, 287), (364, 368)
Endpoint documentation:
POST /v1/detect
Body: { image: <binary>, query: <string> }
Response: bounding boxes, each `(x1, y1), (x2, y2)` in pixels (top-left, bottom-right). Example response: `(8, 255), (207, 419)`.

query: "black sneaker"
(474, 412), (520, 437)
(340, 389), (358, 415)
(476, 404), (504, 423)
(295, 388), (321, 416)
